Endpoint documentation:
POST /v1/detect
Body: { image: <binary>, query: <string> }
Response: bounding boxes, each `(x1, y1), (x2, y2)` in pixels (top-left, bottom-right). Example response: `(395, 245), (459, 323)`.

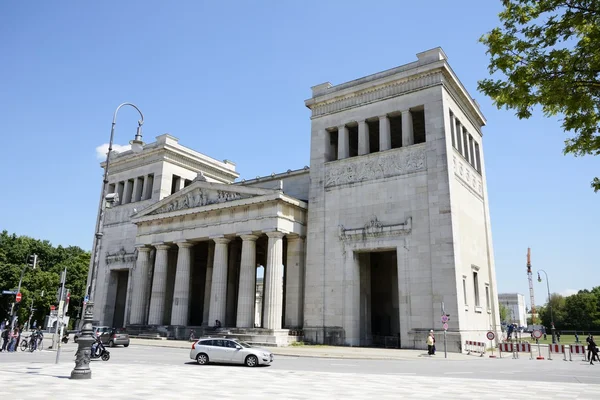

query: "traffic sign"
(532, 329), (543, 339)
(15, 292), (22, 303)
(50, 305), (55, 311)
(486, 331), (495, 341)
(441, 315), (449, 323)
(2, 290), (17, 295)
(84, 295), (89, 302)
(443, 323), (449, 330)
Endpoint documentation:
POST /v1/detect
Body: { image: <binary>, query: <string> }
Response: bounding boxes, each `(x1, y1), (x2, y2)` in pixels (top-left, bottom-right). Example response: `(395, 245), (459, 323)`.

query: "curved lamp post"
(537, 269), (556, 344)
(71, 103), (144, 380)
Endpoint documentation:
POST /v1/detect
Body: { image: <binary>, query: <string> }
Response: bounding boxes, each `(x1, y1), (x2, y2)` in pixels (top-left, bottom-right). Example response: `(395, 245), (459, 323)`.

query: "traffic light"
(27, 254), (38, 268)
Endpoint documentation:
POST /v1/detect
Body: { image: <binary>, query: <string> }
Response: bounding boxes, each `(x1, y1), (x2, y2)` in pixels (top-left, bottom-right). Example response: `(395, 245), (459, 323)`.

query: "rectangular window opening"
(450, 112), (456, 149)
(134, 177), (144, 202)
(474, 142), (481, 173)
(462, 277), (468, 306)
(348, 125), (359, 157)
(485, 285), (491, 311)
(469, 135), (476, 168)
(412, 109), (426, 144)
(327, 129), (339, 162)
(389, 114), (402, 149)
(145, 174), (154, 200)
(366, 119), (380, 153)
(473, 271), (480, 307)
(171, 175), (181, 195)
(117, 182), (124, 205)
(184, 179), (192, 188)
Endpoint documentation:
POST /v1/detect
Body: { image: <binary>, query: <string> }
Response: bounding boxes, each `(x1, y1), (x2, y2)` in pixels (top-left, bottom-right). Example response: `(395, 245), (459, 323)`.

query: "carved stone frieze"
(105, 247), (137, 265)
(339, 216), (412, 241)
(325, 146), (426, 188)
(452, 155), (483, 197)
(150, 187), (250, 215)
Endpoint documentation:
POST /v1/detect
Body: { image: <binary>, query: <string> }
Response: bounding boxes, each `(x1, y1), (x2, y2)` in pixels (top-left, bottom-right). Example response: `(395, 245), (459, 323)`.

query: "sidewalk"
(130, 338), (476, 360)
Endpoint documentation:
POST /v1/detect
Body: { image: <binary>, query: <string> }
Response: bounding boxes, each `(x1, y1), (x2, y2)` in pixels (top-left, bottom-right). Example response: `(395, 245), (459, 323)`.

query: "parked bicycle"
(19, 333), (43, 352)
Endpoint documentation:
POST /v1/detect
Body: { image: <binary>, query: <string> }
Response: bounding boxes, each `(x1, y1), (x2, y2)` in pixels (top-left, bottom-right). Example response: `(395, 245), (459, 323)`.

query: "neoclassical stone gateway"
(91, 48), (500, 351)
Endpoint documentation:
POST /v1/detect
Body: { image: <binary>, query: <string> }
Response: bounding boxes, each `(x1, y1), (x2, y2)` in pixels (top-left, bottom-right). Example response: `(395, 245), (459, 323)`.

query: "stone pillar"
(202, 242), (214, 325)
(122, 179), (132, 204)
(170, 241), (194, 326)
(402, 109), (414, 146)
(449, 112), (456, 148)
(129, 246), (152, 325)
(208, 237), (229, 327)
(147, 243), (170, 325)
(379, 115), (391, 151)
(285, 235), (305, 328)
(131, 178), (140, 202)
(236, 234), (258, 328)
(343, 251), (361, 346)
(337, 125), (349, 159)
(358, 120), (369, 156)
(263, 231), (284, 330)
(396, 243), (410, 346)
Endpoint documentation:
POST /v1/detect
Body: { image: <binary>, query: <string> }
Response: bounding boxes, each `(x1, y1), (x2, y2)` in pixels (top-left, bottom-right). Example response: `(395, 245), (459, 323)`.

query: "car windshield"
(235, 341), (252, 348)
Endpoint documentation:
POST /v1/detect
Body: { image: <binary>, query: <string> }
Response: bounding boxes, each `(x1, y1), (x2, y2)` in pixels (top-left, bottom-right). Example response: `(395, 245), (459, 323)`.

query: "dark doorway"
(112, 270), (129, 328)
(360, 250), (399, 347)
(190, 242), (208, 326)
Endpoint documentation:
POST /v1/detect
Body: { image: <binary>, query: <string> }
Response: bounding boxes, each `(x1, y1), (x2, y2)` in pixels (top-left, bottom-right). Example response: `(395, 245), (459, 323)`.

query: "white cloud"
(95, 143), (131, 160)
(560, 288), (578, 297)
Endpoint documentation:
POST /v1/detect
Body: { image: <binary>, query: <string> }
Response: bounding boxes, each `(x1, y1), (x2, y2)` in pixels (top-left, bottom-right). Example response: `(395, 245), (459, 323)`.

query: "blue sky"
(1, 1), (597, 305)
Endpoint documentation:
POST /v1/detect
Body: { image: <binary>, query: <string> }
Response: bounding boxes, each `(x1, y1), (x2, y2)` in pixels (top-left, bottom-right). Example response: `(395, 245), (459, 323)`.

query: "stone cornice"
(102, 143), (239, 182)
(307, 70), (444, 119)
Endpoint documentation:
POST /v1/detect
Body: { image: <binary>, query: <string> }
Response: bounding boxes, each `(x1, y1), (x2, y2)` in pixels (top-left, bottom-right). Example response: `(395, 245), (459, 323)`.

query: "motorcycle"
(90, 337), (110, 361)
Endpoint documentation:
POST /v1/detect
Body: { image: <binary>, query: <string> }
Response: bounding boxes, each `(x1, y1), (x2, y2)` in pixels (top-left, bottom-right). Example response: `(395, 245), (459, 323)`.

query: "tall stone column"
(402, 109), (414, 146)
(208, 237), (229, 327)
(338, 125), (349, 159)
(129, 246), (152, 325)
(285, 235), (305, 328)
(343, 251), (361, 346)
(358, 120), (370, 156)
(202, 242), (214, 325)
(147, 243), (170, 325)
(122, 179), (132, 204)
(236, 234), (258, 328)
(263, 231), (284, 330)
(170, 241), (194, 326)
(379, 115), (391, 151)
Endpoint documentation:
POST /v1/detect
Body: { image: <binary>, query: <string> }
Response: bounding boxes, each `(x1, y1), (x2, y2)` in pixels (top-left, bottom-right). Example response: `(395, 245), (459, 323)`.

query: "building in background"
(498, 293), (527, 327)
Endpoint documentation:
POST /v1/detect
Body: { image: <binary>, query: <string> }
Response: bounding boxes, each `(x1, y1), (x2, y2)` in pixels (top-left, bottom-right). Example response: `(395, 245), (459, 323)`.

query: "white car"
(190, 338), (274, 367)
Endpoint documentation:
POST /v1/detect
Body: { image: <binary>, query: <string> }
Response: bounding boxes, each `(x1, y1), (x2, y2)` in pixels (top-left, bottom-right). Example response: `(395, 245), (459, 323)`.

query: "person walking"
(426, 331), (435, 356)
(0, 326), (9, 352)
(587, 335), (599, 365)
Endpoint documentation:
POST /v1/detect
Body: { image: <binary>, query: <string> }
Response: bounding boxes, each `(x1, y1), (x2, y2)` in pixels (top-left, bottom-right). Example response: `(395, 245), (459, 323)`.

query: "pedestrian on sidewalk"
(427, 331), (435, 356)
(0, 326), (9, 351)
(587, 335), (599, 365)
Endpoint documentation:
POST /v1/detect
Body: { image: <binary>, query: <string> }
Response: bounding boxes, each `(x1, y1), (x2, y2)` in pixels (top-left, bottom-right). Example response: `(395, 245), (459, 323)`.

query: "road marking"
(444, 372), (473, 375)
(330, 363), (358, 367)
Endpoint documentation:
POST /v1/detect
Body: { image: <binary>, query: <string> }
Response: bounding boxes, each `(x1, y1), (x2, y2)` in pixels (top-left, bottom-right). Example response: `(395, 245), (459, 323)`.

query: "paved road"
(2, 340), (599, 385)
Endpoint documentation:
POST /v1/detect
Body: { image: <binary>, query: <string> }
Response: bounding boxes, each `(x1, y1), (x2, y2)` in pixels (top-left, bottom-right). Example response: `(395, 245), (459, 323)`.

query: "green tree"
(564, 290), (600, 331)
(0, 231), (90, 329)
(478, 0), (600, 191)
(499, 303), (509, 323)
(538, 293), (567, 329)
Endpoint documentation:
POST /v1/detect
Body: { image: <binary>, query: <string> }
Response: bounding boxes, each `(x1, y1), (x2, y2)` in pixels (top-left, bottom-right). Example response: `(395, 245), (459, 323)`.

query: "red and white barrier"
(498, 342), (514, 358)
(569, 344), (587, 361)
(514, 342), (533, 359)
(548, 344), (567, 361)
(465, 340), (486, 357)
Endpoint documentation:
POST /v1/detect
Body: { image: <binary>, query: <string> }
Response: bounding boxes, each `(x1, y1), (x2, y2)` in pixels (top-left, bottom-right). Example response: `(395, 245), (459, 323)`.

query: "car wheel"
(74, 337), (78, 343)
(196, 353), (209, 365)
(124, 343), (129, 348)
(245, 355), (258, 367)
(108, 340), (115, 348)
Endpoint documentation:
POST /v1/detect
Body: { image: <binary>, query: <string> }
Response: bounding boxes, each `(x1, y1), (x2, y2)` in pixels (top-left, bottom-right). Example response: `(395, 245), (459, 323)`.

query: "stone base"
(215, 328), (301, 347)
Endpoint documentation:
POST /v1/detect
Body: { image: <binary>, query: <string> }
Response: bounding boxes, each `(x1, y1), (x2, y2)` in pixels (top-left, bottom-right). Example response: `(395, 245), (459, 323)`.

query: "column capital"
(175, 240), (195, 248)
(211, 235), (230, 245)
(378, 114), (388, 120)
(265, 230), (285, 239)
(152, 242), (171, 250)
(240, 234), (258, 242)
(402, 109), (412, 115)
(357, 119), (366, 124)
(286, 234), (305, 242)
(338, 124), (347, 130)
(135, 245), (152, 253)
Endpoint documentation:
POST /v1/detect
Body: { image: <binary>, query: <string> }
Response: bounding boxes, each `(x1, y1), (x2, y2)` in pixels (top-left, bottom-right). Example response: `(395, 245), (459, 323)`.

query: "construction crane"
(526, 248), (536, 325)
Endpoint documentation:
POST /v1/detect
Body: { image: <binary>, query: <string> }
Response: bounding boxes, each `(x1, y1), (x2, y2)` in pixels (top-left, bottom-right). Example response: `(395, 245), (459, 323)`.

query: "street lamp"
(10, 254), (37, 330)
(71, 103), (144, 380)
(537, 269), (556, 344)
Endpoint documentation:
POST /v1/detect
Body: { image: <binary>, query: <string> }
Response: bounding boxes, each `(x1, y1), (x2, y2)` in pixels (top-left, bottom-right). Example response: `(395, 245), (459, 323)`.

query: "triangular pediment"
(133, 181), (278, 218)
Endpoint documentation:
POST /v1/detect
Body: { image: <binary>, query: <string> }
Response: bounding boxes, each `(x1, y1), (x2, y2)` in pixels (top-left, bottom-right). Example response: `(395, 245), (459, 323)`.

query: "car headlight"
(262, 352), (270, 357)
